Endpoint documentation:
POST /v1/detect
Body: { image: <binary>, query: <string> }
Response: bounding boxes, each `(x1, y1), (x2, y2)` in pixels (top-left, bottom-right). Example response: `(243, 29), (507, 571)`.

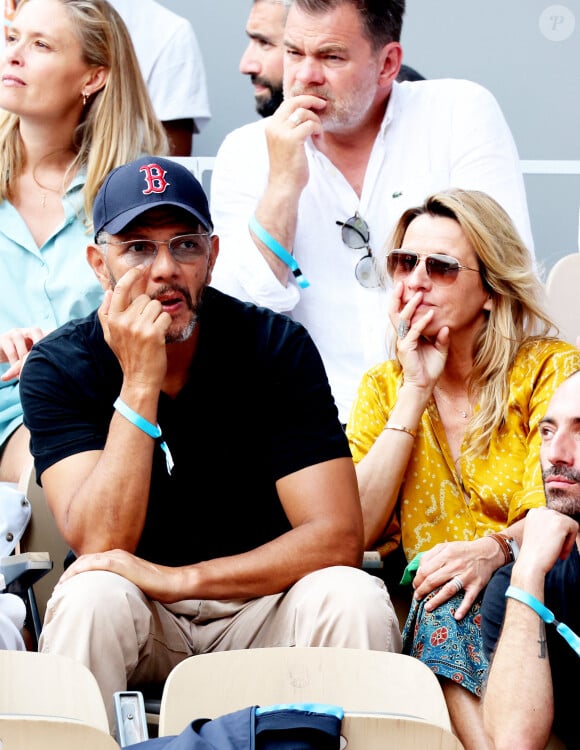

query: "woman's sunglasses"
(386, 249), (480, 287)
(336, 212), (379, 288)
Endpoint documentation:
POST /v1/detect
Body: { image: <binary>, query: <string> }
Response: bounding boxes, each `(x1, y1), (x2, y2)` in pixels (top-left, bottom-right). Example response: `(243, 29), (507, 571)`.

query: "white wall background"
(160, 0), (580, 276)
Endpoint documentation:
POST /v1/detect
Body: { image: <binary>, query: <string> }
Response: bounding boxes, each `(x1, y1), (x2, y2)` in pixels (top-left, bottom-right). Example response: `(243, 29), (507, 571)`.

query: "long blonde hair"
(0, 0), (168, 225)
(388, 188), (556, 456)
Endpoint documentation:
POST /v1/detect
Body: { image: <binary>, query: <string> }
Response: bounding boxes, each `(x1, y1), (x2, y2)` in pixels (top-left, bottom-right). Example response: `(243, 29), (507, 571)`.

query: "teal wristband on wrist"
(505, 584), (580, 657)
(249, 215), (310, 289)
(113, 397), (174, 475)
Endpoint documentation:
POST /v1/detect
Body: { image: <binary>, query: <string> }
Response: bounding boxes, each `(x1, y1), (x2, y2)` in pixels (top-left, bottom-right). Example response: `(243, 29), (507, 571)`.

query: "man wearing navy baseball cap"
(93, 155), (214, 238)
(20, 156), (401, 731)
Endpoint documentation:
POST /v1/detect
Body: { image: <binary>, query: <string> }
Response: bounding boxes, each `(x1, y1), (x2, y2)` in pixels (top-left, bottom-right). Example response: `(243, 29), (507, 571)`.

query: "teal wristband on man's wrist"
(113, 397), (174, 475)
(249, 215), (310, 289)
(505, 584), (580, 657)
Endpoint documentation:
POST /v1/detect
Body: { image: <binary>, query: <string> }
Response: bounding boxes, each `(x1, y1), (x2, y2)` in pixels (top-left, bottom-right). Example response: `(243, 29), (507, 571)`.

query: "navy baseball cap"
(93, 155), (213, 239)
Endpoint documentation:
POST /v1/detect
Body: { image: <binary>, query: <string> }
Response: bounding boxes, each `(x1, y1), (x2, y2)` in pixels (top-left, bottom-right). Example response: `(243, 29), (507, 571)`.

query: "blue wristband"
(113, 397), (174, 475)
(249, 215), (310, 289)
(505, 585), (580, 657)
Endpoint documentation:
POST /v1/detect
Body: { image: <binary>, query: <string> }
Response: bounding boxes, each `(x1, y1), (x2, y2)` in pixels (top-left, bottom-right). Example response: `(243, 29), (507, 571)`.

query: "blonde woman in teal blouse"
(0, 0), (167, 484)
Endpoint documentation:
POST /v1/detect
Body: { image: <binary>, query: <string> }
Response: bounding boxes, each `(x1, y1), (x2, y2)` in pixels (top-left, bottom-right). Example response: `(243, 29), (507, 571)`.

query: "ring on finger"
(397, 319), (410, 339)
(450, 577), (464, 594)
(289, 111), (302, 126)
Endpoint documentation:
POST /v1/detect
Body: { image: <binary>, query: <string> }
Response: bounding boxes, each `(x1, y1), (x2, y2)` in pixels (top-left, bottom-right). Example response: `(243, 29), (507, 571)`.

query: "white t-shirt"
(107, 0), (211, 130)
(0, 594), (26, 651)
(210, 79), (534, 423)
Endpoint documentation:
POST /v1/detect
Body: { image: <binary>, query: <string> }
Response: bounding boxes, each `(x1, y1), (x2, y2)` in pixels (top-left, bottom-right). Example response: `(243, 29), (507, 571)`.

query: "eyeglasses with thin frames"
(336, 212), (380, 288)
(101, 233), (210, 267)
(386, 249), (480, 286)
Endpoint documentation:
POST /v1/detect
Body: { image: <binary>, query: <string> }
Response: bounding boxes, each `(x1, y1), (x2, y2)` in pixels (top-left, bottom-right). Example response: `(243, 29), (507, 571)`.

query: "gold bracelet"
(384, 422), (417, 439)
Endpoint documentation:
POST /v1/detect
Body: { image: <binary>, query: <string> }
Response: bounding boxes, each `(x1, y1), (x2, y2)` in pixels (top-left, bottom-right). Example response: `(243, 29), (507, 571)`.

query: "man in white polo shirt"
(210, 0), (533, 425)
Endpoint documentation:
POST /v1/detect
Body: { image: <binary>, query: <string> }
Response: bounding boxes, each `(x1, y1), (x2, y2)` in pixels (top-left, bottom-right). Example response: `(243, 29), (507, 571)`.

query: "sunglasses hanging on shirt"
(336, 212), (380, 288)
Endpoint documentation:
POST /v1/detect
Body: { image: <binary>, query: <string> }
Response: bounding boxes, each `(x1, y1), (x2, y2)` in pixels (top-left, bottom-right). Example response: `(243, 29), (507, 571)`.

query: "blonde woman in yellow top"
(347, 188), (580, 750)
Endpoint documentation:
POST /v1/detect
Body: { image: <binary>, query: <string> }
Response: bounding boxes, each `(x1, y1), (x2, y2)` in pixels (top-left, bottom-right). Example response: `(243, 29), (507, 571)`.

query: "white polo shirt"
(210, 79), (534, 423)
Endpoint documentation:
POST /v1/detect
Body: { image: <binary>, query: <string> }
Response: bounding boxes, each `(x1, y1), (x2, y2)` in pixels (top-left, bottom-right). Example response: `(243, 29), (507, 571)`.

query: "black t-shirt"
(20, 287), (350, 567)
(481, 545), (580, 746)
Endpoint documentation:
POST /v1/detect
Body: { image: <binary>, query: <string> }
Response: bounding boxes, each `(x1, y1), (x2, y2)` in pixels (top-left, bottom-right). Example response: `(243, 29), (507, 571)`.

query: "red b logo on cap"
(140, 163), (170, 194)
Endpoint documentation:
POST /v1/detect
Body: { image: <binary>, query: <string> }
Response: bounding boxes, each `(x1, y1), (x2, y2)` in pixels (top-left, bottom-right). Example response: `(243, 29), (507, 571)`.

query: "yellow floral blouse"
(347, 339), (580, 561)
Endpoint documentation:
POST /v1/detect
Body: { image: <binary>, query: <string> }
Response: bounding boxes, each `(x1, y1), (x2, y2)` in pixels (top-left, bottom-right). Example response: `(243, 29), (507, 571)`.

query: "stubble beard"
(543, 465), (580, 522)
(545, 494), (580, 524)
(286, 65), (379, 134)
(105, 268), (206, 344)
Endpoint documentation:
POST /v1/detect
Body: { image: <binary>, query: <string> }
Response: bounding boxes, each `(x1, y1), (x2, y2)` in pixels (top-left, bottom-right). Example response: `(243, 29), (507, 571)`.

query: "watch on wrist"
(503, 534), (520, 562)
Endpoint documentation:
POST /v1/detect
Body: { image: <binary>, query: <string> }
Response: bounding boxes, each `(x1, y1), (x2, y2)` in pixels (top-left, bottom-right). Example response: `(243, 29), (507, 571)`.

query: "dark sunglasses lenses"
(387, 251), (460, 285)
(341, 215), (370, 249)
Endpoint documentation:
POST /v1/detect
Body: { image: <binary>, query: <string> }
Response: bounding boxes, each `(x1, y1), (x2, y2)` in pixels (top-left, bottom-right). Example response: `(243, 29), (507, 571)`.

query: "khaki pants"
(40, 566), (402, 729)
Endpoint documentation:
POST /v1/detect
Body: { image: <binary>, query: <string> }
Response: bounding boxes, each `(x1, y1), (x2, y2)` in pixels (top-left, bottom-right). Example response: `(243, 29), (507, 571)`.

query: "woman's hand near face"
(389, 281), (449, 392)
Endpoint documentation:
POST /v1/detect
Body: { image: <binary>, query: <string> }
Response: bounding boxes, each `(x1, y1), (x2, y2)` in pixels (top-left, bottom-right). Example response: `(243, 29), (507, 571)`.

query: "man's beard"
(252, 74), (284, 117)
(106, 270), (203, 344)
(542, 464), (580, 522)
(165, 310), (198, 344)
(285, 61), (379, 133)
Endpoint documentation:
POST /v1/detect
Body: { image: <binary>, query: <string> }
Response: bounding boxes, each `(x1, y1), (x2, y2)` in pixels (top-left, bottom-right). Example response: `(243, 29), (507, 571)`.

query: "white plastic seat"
(158, 647), (453, 737)
(545, 253), (580, 344)
(0, 649), (109, 732)
(0, 715), (119, 750)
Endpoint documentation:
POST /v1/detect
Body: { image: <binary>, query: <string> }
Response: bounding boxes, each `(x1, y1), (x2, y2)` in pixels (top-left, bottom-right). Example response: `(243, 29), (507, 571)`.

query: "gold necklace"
(32, 171), (63, 208)
(31, 157), (74, 208)
(434, 386), (471, 420)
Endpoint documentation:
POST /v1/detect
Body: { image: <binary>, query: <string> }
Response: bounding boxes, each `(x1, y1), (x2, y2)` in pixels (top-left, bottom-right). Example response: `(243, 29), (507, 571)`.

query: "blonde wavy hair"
(387, 188), (557, 457)
(0, 0), (168, 227)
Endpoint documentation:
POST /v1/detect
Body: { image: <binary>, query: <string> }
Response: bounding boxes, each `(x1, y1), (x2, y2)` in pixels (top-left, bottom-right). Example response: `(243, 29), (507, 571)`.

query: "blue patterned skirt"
(402, 588), (489, 696)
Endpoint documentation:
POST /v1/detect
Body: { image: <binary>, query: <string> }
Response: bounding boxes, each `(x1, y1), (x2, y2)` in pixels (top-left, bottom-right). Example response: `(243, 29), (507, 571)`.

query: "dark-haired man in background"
(240, 0), (291, 117)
